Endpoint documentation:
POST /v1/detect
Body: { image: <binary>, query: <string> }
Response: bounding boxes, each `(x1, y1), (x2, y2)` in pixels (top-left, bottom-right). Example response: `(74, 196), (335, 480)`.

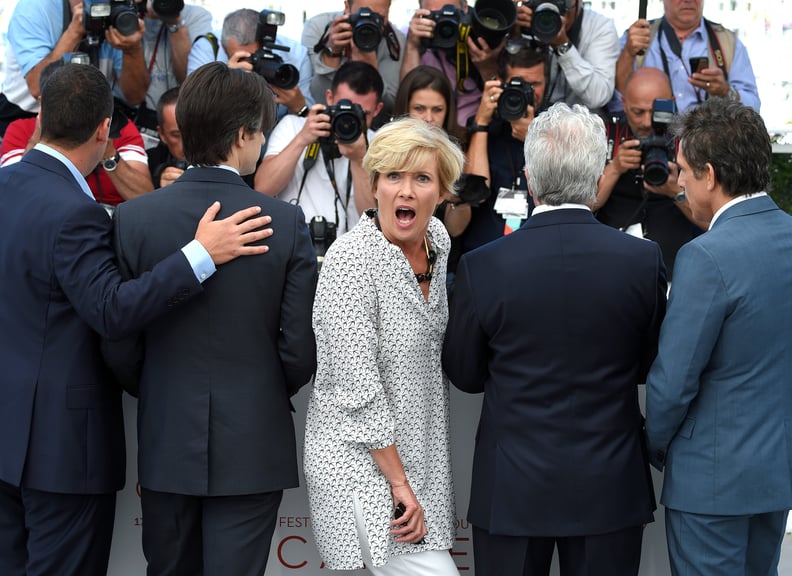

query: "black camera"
(497, 76), (534, 121)
(348, 7), (385, 52)
(83, 0), (140, 44)
(524, 0), (570, 44)
(637, 98), (677, 188)
(323, 99), (366, 145)
(150, 0), (184, 19)
(470, 0), (516, 49)
(168, 158), (188, 171)
(424, 4), (467, 50)
(246, 49), (299, 89)
(243, 10), (300, 90)
(309, 216), (337, 267)
(453, 173), (491, 204)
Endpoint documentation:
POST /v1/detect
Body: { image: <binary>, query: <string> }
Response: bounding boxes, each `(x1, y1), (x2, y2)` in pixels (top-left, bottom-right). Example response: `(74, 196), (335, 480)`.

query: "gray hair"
(523, 103), (606, 206)
(222, 9), (259, 49)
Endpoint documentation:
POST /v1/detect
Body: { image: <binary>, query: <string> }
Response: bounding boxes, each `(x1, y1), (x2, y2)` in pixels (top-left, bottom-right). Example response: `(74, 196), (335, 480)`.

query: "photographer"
(516, 0), (619, 114)
(401, 0), (504, 126)
(461, 41), (547, 253)
(2, 60), (153, 207)
(0, 0), (148, 136)
(256, 62), (383, 246)
(118, 0), (212, 132)
(595, 67), (704, 280)
(146, 87), (186, 188)
(187, 8), (314, 120)
(302, 0), (403, 125)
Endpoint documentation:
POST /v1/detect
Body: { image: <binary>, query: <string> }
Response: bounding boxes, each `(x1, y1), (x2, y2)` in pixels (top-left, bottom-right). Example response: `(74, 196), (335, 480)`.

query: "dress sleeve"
(313, 238), (395, 450)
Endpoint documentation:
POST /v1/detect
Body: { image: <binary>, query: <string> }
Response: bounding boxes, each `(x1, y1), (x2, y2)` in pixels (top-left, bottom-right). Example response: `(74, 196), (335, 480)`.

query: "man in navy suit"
(646, 98), (792, 575)
(0, 63), (273, 576)
(107, 62), (317, 575)
(443, 103), (667, 576)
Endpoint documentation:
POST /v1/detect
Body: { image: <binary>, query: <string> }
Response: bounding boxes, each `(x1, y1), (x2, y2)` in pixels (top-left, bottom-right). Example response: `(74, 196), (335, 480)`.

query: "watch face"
(102, 156), (119, 172)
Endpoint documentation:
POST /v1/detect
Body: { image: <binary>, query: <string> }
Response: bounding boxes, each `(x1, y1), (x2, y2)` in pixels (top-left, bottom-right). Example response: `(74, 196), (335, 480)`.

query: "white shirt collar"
(709, 192), (767, 230)
(532, 202), (592, 215)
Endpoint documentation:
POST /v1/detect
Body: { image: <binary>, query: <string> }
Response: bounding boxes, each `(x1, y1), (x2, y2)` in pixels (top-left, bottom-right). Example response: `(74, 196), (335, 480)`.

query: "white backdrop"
(107, 385), (672, 575)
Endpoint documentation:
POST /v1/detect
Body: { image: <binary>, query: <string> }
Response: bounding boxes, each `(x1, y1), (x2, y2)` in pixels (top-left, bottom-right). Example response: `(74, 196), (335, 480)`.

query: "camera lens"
(434, 19), (459, 49)
(499, 90), (527, 121)
(531, 3), (563, 43)
(271, 64), (299, 90)
(332, 113), (364, 144)
(110, 6), (140, 36)
(353, 22), (381, 52)
(642, 147), (670, 187)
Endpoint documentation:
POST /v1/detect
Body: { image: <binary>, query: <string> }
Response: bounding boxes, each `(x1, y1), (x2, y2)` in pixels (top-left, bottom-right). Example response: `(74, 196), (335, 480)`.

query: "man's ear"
(325, 89), (334, 106)
(97, 117), (111, 145)
(705, 162), (717, 190)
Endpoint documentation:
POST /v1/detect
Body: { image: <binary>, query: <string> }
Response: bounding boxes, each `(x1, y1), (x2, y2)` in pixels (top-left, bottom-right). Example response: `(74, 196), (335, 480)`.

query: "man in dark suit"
(646, 98), (792, 575)
(0, 63), (273, 576)
(108, 62), (317, 575)
(443, 103), (667, 576)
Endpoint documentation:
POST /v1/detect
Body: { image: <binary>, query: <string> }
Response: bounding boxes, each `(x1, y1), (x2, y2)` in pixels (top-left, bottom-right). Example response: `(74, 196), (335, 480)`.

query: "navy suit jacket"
(647, 195), (792, 515)
(107, 167), (317, 496)
(0, 149), (200, 494)
(444, 208), (667, 537)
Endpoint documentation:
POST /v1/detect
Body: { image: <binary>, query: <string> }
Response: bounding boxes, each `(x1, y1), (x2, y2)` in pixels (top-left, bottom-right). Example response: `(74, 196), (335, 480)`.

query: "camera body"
(424, 4), (467, 50)
(83, 0), (140, 44)
(524, 0), (571, 44)
(497, 76), (535, 121)
(309, 216), (337, 267)
(243, 10), (300, 90)
(348, 7), (385, 52)
(323, 99), (367, 145)
(636, 98), (677, 188)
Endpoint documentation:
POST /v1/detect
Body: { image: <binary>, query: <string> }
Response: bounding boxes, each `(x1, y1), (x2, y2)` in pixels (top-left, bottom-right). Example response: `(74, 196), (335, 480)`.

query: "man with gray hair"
(187, 8), (313, 119)
(444, 103), (667, 576)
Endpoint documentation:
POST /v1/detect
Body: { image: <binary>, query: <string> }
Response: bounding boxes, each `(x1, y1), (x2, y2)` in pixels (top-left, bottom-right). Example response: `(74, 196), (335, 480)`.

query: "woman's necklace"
(415, 236), (437, 284)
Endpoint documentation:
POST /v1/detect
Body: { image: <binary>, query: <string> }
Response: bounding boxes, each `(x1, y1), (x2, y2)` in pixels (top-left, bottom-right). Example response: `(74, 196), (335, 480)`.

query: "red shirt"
(1, 118), (148, 206)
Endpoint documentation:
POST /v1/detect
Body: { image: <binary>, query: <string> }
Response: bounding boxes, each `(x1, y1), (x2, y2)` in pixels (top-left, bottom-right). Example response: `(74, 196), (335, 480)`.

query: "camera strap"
(383, 23), (401, 61)
(297, 141), (353, 232)
(455, 24), (472, 92)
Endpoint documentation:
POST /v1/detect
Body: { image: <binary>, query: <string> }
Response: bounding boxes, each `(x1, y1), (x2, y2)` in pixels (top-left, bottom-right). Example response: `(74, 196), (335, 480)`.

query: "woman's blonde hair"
(363, 117), (465, 198)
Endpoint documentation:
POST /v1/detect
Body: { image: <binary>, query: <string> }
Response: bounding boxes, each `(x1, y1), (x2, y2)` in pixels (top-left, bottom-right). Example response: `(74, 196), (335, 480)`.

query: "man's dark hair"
(331, 61), (384, 102)
(40, 63), (112, 148)
(676, 98), (771, 197)
(497, 42), (549, 80)
(177, 62), (276, 166)
(157, 86), (180, 126)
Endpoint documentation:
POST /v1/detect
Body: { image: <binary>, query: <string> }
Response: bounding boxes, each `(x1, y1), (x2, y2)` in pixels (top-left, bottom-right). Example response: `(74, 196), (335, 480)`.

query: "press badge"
(494, 187), (529, 220)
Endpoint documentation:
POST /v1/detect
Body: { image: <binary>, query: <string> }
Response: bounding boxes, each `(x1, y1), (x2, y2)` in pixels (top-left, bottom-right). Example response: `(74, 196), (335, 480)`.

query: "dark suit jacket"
(109, 167), (317, 496)
(443, 208), (666, 537)
(0, 149), (200, 494)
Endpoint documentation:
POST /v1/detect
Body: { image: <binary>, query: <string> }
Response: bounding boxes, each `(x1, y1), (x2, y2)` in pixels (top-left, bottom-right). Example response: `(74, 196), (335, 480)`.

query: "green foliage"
(770, 153), (792, 214)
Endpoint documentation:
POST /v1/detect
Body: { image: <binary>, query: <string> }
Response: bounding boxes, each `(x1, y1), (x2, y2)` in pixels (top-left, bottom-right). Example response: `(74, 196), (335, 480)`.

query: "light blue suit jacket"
(646, 194), (792, 515)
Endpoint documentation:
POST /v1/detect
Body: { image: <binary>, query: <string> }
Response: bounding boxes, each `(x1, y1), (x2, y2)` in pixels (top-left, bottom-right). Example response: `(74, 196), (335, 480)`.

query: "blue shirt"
(613, 18), (760, 113)
(34, 143), (215, 284)
(187, 33), (314, 120)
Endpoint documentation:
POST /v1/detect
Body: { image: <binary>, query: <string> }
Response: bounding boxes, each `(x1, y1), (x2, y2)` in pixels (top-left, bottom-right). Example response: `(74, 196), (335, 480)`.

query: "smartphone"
(689, 57), (709, 75)
(394, 502), (406, 519)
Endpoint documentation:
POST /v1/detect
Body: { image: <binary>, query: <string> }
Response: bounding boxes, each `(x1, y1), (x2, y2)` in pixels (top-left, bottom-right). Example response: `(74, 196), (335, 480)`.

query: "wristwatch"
(167, 19), (186, 33)
(555, 41), (572, 56)
(727, 85), (739, 101)
(102, 153), (120, 173)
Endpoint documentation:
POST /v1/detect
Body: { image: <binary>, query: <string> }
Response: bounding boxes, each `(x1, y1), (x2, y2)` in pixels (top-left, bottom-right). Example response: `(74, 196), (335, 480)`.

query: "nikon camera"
(83, 0), (140, 45)
(323, 99), (366, 145)
(497, 77), (535, 121)
(348, 7), (385, 52)
(244, 10), (300, 90)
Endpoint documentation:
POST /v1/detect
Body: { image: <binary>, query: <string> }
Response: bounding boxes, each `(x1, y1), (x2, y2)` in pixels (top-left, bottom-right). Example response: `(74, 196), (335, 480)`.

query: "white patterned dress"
(304, 213), (456, 569)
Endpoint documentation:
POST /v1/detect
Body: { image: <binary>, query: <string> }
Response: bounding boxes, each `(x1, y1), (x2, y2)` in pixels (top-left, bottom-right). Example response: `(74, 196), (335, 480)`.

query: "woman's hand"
(389, 482), (427, 544)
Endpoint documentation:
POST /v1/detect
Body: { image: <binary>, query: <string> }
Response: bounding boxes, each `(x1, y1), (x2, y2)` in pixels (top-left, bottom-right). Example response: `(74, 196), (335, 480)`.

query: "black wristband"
(469, 123), (490, 134)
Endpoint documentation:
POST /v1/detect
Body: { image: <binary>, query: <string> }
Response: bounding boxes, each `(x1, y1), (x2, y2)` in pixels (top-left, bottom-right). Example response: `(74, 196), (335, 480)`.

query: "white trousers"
(351, 495), (459, 576)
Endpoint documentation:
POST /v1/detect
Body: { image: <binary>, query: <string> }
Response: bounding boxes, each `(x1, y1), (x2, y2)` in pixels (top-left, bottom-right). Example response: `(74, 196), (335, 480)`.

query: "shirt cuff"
(181, 239), (215, 283)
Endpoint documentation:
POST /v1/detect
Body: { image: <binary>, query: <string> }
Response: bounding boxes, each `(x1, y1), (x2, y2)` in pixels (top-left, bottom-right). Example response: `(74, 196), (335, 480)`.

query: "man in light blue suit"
(646, 97), (792, 576)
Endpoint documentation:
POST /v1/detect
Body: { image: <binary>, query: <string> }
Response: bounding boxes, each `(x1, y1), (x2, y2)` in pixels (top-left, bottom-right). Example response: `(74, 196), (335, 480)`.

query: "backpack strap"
(193, 33), (220, 60)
